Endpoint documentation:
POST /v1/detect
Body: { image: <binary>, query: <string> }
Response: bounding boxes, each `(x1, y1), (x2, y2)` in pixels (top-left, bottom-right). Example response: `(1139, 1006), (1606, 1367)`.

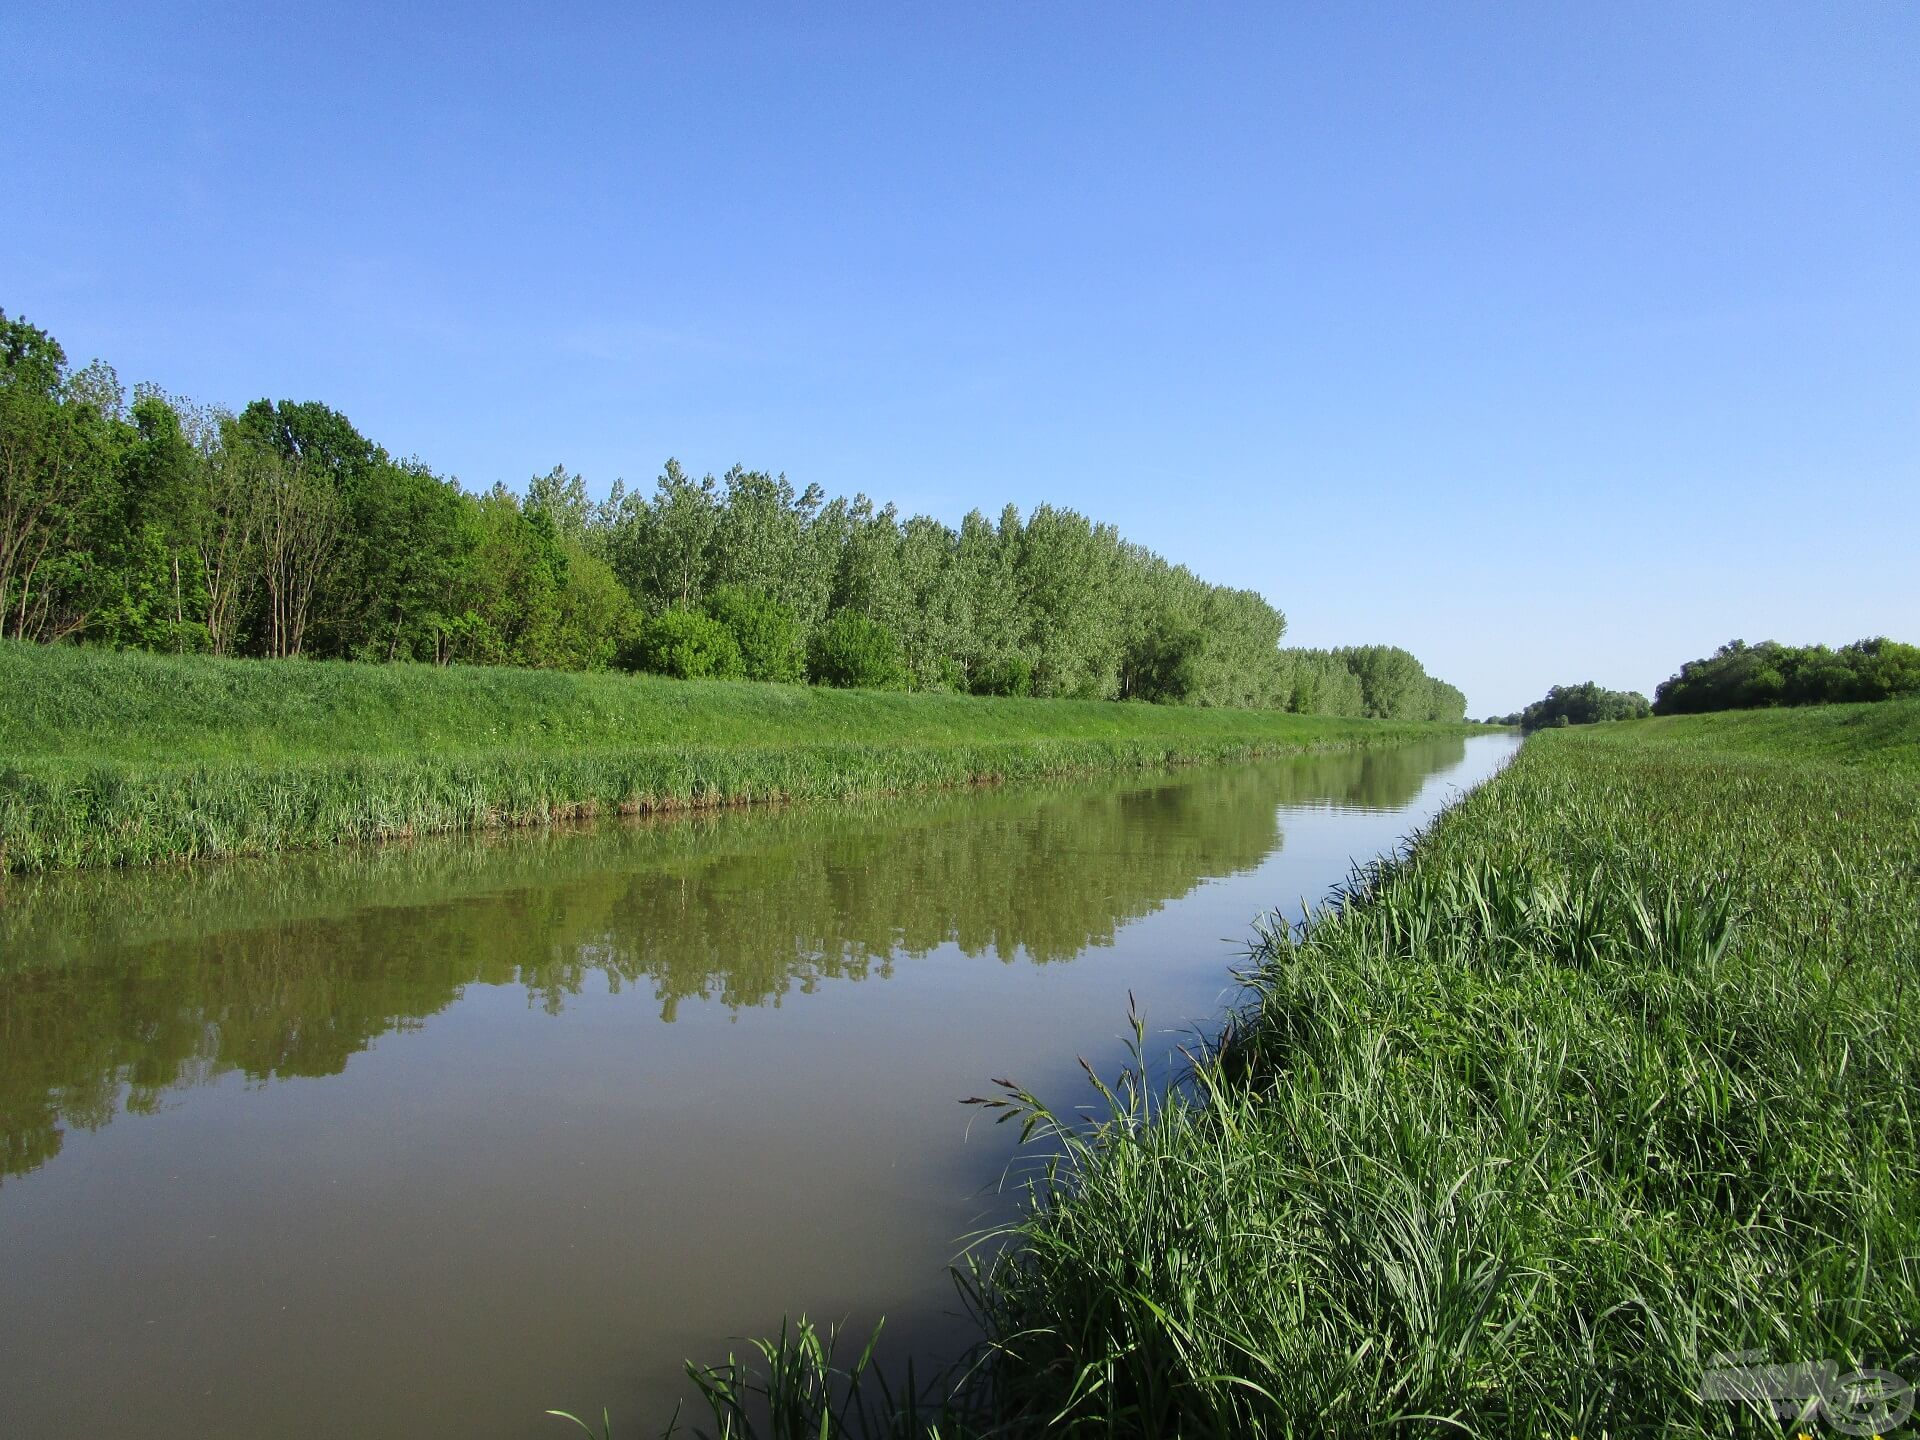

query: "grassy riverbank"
(959, 699), (1920, 1436)
(0, 643), (1466, 872)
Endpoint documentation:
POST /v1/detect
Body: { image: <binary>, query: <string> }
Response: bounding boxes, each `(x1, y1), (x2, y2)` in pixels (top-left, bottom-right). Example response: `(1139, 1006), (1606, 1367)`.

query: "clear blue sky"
(5, 2), (1915, 714)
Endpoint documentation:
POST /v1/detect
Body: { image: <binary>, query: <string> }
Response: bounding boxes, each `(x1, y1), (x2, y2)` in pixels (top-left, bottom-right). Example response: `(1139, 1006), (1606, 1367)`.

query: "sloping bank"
(946, 699), (1920, 1436)
(0, 642), (1463, 873)
(669, 701), (1920, 1436)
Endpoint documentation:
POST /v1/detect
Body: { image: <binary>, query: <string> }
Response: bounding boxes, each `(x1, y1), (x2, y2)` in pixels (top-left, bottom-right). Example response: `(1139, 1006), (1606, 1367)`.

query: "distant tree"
(632, 459), (721, 610)
(450, 486), (563, 666)
(1425, 678), (1469, 723)
(709, 466), (828, 624)
(808, 609), (908, 689)
(1517, 682), (1650, 730)
(1337, 645), (1429, 720)
(1654, 638), (1920, 714)
(525, 464), (594, 547)
(1015, 505), (1123, 699)
(550, 545), (640, 670)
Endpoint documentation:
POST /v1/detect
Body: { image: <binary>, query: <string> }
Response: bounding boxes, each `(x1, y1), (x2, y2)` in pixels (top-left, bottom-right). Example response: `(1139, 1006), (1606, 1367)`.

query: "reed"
(972, 705), (1920, 1435)
(0, 641), (1466, 872)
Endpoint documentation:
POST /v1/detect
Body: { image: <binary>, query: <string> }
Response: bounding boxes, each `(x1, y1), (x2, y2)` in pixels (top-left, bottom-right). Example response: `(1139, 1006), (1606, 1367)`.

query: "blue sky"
(5, 2), (1914, 714)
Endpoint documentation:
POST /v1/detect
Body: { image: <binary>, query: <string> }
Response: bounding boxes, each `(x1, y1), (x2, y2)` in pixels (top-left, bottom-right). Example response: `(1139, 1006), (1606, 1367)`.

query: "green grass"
(1622, 695), (1920, 774)
(0, 642), (1467, 872)
(961, 703), (1920, 1436)
(656, 702), (1920, 1438)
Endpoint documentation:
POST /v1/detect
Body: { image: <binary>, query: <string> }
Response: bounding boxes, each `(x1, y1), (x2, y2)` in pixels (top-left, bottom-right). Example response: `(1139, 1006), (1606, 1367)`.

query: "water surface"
(0, 735), (1516, 1436)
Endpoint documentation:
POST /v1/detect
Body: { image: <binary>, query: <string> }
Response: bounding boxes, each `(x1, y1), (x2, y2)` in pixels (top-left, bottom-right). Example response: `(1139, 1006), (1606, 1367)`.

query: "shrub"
(970, 652), (1034, 699)
(807, 610), (908, 690)
(702, 585), (805, 683)
(619, 609), (744, 680)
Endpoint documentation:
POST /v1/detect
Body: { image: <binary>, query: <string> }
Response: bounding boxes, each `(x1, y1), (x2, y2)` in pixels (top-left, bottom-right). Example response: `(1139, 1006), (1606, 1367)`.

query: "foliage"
(1654, 636), (1920, 714)
(1277, 646), (1467, 722)
(1118, 612), (1205, 704)
(807, 609), (908, 690)
(968, 651), (1033, 699)
(621, 608), (744, 681)
(703, 583), (805, 683)
(1493, 680), (1651, 729)
(0, 302), (1470, 713)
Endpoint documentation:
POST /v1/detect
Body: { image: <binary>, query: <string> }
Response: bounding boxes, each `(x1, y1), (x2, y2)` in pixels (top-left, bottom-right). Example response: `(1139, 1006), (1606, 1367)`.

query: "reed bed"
(0, 641), (1459, 872)
(657, 703), (1920, 1438)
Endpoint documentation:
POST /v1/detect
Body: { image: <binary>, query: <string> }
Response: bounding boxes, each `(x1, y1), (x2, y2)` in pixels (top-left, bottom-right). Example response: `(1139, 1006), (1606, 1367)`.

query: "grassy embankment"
(0, 642), (1466, 872)
(665, 700), (1920, 1438)
(953, 698), (1920, 1437)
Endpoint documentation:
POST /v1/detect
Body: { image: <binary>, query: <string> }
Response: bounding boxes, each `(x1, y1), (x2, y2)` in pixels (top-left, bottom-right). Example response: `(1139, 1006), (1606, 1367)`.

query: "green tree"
(1654, 637), (1920, 714)
(710, 467), (829, 625)
(623, 459), (720, 610)
(1121, 611), (1206, 704)
(0, 315), (122, 642)
(249, 450), (343, 659)
(1519, 682), (1649, 729)
(1337, 645), (1429, 720)
(451, 486), (565, 666)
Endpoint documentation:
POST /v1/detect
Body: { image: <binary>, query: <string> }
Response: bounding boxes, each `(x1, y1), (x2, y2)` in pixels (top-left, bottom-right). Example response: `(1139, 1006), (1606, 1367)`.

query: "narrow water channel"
(0, 734), (1517, 1437)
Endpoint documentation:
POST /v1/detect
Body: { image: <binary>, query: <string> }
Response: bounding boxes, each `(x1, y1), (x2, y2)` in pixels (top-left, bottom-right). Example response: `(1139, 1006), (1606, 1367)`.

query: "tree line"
(1490, 635), (1919, 729)
(1652, 637), (1920, 715)
(0, 306), (1466, 719)
(1485, 683), (1651, 730)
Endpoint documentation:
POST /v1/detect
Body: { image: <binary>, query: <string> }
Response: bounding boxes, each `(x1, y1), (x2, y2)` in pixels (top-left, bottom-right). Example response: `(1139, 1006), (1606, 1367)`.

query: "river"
(0, 733), (1517, 1436)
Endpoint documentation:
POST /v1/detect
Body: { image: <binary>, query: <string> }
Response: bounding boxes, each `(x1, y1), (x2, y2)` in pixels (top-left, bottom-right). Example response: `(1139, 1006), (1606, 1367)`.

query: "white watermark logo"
(1698, 1350), (1916, 1435)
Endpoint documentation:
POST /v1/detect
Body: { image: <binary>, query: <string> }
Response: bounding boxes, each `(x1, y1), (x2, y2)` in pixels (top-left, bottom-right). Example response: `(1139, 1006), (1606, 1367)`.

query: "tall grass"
(656, 707), (1920, 1437)
(968, 712), (1920, 1436)
(0, 641), (1467, 872)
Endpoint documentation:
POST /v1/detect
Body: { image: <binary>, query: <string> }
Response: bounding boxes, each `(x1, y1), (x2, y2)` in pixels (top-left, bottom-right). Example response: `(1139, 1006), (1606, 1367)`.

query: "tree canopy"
(1489, 683), (1652, 730)
(0, 304), (1469, 719)
(1653, 638), (1920, 715)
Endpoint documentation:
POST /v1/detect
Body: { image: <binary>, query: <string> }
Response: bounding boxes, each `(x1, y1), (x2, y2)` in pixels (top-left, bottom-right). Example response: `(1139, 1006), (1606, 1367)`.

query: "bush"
(619, 609), (744, 680)
(807, 610), (908, 690)
(701, 585), (805, 683)
(970, 652), (1034, 699)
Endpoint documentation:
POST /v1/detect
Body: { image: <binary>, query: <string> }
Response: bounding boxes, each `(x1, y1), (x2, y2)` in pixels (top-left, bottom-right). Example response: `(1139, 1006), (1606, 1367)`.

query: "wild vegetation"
(0, 641), (1466, 873)
(1653, 636), (1920, 714)
(0, 306), (1464, 719)
(658, 700), (1920, 1437)
(1486, 679), (1651, 729)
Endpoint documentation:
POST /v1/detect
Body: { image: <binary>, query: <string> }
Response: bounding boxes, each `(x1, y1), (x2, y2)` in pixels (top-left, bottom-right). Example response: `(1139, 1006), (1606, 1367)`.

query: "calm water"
(0, 735), (1516, 1437)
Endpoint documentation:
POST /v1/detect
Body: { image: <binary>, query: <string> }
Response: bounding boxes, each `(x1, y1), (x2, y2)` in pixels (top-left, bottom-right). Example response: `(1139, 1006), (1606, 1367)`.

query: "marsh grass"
(655, 706), (1920, 1437)
(965, 714), (1920, 1436)
(0, 641), (1462, 872)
